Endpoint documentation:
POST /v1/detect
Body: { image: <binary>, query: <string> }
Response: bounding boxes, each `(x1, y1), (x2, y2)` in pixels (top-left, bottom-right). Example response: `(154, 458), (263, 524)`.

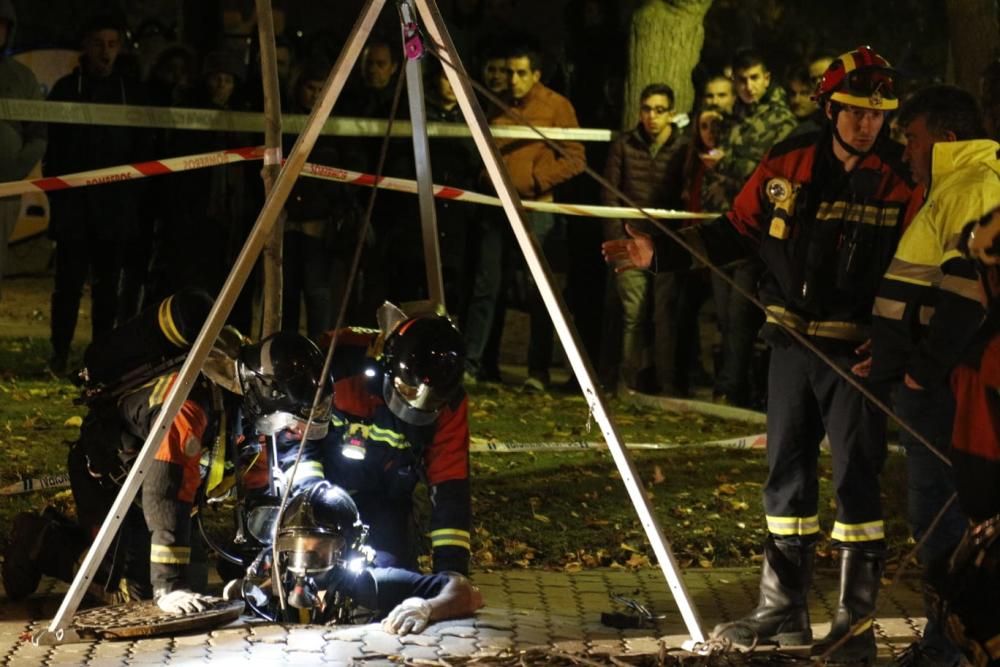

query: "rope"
(419, 34), (959, 622)
(269, 59), (410, 613)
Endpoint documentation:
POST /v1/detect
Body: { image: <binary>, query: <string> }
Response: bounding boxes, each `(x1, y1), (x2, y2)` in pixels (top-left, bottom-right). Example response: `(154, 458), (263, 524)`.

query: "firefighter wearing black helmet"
(226, 480), (483, 633)
(2, 313), (330, 614)
(285, 302), (471, 575)
(604, 46), (921, 664)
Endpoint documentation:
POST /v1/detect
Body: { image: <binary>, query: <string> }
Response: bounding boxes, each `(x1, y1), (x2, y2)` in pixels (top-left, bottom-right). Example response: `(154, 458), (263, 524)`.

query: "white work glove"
(156, 589), (213, 614)
(382, 597), (433, 635)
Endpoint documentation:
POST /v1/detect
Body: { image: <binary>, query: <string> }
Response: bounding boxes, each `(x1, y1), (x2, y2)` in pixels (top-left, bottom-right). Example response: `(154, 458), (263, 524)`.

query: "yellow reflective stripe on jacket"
(290, 460), (325, 482)
(873, 296), (906, 321)
(815, 201), (902, 226)
(204, 386), (226, 496)
(150, 544), (191, 565)
(429, 528), (471, 549)
(883, 257), (941, 287)
(940, 274), (983, 301)
(766, 515), (820, 536)
(368, 424), (409, 449)
(765, 306), (866, 342)
(335, 418), (411, 450)
(830, 520), (884, 542)
(148, 374), (175, 408)
(158, 295), (188, 347)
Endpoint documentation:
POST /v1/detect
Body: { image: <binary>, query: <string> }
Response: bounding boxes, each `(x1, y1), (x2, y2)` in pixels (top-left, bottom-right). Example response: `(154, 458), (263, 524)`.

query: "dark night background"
(7, 0), (954, 121)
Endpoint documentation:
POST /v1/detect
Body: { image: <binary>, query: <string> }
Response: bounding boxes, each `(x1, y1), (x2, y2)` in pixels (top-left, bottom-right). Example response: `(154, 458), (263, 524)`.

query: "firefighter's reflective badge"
(870, 89), (883, 107)
(72, 598), (244, 639)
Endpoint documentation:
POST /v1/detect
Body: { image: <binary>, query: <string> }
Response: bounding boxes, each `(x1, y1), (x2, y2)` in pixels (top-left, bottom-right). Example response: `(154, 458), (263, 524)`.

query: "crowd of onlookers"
(1, 2), (998, 412)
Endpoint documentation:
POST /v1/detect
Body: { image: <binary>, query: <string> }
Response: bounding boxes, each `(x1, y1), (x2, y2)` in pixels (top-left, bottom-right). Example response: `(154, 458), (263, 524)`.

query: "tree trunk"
(946, 0), (999, 96)
(623, 0), (714, 128)
(255, 0), (284, 338)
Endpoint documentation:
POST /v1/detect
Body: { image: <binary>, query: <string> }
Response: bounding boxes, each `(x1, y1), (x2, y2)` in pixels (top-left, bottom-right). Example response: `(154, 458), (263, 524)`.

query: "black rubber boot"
(811, 547), (883, 665)
(712, 536), (815, 647)
(2, 512), (47, 600)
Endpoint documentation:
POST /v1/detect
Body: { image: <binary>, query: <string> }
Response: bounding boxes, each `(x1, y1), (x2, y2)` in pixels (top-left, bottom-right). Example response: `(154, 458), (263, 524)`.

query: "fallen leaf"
(64, 415), (83, 428)
(626, 553), (650, 568)
(652, 465), (665, 484)
(715, 483), (738, 495)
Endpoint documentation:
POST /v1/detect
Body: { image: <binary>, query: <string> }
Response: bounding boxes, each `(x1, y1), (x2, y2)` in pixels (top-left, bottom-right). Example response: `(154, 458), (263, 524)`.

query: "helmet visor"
(276, 532), (347, 575)
(384, 375), (448, 425)
(247, 504), (281, 545)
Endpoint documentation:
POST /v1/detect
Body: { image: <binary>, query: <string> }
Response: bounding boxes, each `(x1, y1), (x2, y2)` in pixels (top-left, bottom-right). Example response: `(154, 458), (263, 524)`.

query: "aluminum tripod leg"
(399, 0), (446, 307)
(33, 0), (388, 645)
(413, 0), (706, 645)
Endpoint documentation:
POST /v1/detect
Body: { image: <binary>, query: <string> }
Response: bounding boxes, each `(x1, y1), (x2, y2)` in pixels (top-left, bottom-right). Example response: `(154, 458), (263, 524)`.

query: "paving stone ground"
(0, 567), (927, 666)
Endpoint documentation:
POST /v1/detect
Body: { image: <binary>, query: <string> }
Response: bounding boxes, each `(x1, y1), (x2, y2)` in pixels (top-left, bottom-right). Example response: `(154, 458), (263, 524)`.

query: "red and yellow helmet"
(815, 46), (898, 111)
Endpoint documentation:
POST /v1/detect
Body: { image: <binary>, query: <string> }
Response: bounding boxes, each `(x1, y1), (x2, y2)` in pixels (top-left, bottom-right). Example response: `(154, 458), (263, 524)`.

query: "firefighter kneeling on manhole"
(2, 290), (330, 615)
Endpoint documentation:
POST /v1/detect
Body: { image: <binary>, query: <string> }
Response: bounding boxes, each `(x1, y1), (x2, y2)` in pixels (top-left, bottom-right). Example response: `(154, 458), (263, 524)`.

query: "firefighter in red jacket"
(604, 47), (918, 663)
(286, 303), (471, 575)
(939, 209), (1000, 667)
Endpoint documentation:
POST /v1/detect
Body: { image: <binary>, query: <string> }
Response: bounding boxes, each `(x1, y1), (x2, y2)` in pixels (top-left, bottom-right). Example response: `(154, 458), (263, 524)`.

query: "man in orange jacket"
(463, 41), (585, 391)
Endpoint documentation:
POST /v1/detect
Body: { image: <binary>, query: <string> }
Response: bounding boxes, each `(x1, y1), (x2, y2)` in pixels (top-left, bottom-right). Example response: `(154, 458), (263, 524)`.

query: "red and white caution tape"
(0, 146), (264, 199)
(301, 162), (717, 220)
(0, 146), (717, 221)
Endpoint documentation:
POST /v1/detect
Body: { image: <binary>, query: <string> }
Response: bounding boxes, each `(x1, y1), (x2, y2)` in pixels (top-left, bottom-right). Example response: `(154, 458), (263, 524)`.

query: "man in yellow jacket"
(867, 84), (1000, 667)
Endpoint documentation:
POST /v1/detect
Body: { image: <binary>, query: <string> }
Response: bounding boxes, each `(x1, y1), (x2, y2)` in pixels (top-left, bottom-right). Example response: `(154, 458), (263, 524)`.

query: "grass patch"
(0, 336), (913, 573)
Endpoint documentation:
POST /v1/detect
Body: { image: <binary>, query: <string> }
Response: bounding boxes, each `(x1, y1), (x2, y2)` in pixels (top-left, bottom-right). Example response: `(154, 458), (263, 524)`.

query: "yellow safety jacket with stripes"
(871, 139), (1000, 387)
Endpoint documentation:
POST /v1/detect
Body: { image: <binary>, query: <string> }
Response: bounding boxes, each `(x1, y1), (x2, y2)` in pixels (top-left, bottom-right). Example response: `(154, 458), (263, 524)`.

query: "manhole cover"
(73, 598), (245, 639)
